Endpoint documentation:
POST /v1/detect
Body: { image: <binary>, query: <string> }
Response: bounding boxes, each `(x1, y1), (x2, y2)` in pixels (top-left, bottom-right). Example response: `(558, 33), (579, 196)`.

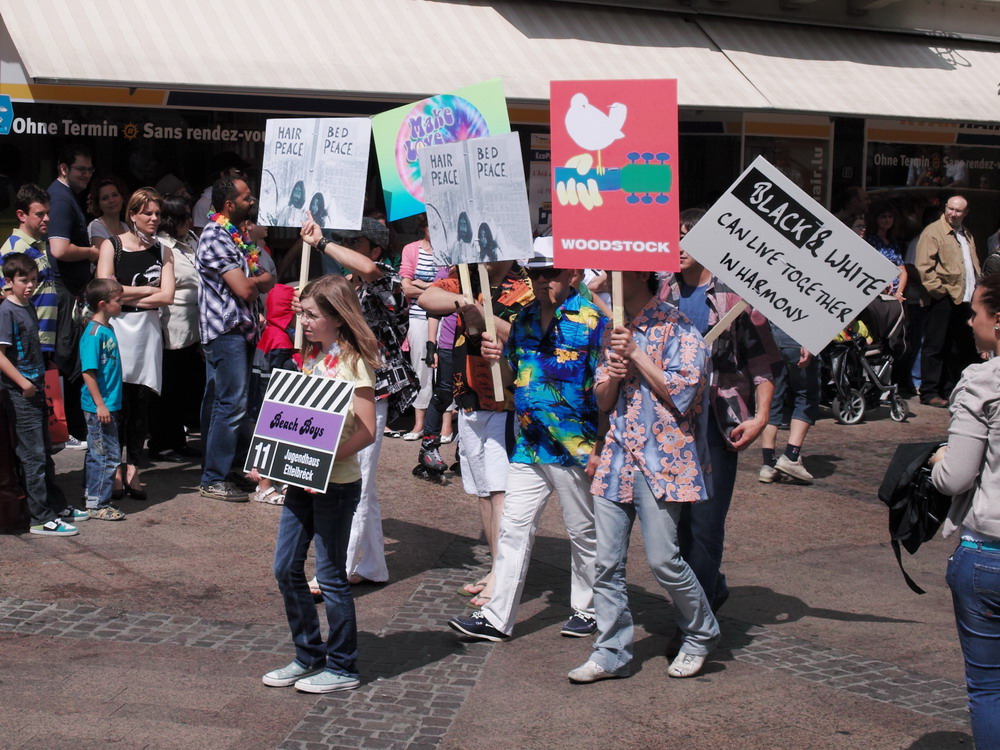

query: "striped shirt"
(2, 230), (59, 353)
(196, 221), (259, 345)
(399, 240), (442, 321)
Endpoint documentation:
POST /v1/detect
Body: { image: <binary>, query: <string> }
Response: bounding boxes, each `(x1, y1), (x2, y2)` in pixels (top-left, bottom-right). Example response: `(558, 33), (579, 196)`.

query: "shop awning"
(701, 17), (1000, 122)
(0, 0), (768, 110)
(3, 0), (999, 122)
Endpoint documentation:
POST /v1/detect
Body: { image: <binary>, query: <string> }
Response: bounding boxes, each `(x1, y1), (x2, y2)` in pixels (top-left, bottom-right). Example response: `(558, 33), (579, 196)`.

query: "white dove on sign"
(565, 93), (626, 175)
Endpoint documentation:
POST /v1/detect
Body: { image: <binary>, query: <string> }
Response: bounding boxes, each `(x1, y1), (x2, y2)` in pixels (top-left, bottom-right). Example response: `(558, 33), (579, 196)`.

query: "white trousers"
(407, 315), (433, 410)
(346, 397), (389, 582)
(482, 462), (597, 635)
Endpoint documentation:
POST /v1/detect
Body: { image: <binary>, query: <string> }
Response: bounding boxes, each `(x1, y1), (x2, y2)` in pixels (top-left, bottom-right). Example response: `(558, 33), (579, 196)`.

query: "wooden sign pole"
(476, 264), (505, 404)
(293, 240), (313, 349)
(611, 271), (624, 329)
(704, 299), (748, 345)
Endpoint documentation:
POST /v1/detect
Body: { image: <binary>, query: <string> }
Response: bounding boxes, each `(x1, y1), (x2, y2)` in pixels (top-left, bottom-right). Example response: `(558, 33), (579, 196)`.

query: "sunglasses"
(526, 266), (563, 281)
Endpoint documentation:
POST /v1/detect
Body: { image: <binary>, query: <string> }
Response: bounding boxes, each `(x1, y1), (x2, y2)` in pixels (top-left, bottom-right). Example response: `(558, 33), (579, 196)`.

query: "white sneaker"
(775, 455), (814, 483)
(758, 464), (779, 483)
(567, 660), (627, 683)
(401, 431), (422, 441)
(667, 651), (706, 678)
(64, 436), (88, 450)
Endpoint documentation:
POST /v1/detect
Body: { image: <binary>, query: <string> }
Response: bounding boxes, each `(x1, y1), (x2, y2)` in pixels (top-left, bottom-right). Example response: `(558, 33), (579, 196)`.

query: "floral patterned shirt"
(505, 290), (608, 467)
(591, 298), (710, 504)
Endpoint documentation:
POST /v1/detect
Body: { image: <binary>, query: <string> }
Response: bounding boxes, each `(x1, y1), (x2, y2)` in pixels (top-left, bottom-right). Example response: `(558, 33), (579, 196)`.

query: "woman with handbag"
(96, 187), (175, 499)
(930, 272), (1000, 748)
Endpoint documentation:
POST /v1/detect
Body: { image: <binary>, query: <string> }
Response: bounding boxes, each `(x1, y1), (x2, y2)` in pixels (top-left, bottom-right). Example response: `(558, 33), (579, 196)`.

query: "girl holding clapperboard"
(260, 274), (378, 694)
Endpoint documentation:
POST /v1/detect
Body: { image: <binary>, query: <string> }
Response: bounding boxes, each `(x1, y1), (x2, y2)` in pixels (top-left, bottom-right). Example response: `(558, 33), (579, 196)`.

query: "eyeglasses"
(526, 266), (563, 281)
(70, 165), (95, 174)
(296, 310), (324, 322)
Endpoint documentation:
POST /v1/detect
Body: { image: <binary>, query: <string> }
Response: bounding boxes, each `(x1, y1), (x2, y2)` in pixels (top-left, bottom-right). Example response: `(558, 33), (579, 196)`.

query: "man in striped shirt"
(2, 185), (59, 357)
(196, 177), (274, 502)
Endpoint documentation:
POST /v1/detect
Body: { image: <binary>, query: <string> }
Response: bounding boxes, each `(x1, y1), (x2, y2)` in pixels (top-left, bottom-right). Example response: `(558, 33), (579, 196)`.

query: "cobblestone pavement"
(0, 538), (969, 749)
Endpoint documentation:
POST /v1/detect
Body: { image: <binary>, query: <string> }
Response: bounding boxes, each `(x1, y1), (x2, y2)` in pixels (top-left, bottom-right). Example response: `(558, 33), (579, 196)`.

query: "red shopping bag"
(44, 368), (69, 445)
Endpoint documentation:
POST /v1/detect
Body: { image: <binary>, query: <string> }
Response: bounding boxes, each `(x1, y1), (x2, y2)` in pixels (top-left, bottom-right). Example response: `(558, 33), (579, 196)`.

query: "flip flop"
(470, 594), (492, 608)
(458, 579), (488, 597)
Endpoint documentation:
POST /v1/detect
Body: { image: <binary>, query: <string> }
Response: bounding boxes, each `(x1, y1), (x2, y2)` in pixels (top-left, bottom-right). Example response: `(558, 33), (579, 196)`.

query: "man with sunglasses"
(47, 143), (99, 446)
(447, 244), (607, 643)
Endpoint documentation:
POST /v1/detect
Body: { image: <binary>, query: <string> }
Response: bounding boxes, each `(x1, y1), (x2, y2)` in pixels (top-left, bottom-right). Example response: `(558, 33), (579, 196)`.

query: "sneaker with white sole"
(758, 464), (779, 483)
(199, 482), (249, 502)
(29, 519), (79, 537)
(262, 661), (325, 687)
(448, 611), (509, 642)
(59, 507), (89, 523)
(64, 436), (87, 450)
(775, 455), (814, 483)
(294, 669), (360, 693)
(667, 651), (707, 678)
(567, 660), (628, 683)
(560, 612), (597, 638)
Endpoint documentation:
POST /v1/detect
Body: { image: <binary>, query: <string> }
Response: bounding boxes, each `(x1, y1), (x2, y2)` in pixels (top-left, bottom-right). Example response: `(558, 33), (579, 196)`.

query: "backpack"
(877, 441), (952, 594)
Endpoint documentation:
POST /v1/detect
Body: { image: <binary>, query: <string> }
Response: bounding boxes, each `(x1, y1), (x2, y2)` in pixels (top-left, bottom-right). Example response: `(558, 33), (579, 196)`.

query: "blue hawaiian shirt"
(504, 290), (608, 467)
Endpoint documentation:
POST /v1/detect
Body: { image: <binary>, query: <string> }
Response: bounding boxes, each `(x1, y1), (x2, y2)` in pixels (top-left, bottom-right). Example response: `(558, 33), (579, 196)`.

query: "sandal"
(458, 579), (488, 597)
(470, 594), (492, 608)
(308, 576), (322, 599)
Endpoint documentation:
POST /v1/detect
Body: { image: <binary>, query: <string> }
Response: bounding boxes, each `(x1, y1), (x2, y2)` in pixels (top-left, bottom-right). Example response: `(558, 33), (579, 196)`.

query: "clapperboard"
(243, 369), (355, 492)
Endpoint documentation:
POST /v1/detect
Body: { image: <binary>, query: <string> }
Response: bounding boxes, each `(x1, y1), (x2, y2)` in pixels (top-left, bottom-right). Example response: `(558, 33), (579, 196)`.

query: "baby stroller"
(822, 295), (908, 425)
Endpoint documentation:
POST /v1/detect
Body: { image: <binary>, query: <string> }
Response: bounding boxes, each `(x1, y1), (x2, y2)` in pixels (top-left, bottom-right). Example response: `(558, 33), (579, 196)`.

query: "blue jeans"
(200, 333), (251, 485)
(3, 382), (66, 525)
(678, 418), (739, 606)
(770, 344), (820, 426)
(84, 411), (121, 509)
(947, 543), (1000, 747)
(273, 480), (362, 676)
(591, 476), (719, 674)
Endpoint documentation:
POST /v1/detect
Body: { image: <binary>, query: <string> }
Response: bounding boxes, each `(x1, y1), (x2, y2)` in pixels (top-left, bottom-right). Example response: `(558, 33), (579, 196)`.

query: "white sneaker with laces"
(667, 651), (707, 678)
(567, 660), (627, 683)
(775, 454), (814, 483)
(758, 464), (779, 483)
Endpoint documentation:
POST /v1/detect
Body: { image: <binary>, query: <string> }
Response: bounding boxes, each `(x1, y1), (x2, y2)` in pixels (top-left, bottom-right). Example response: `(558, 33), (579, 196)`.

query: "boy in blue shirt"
(0, 253), (84, 536)
(80, 278), (126, 520)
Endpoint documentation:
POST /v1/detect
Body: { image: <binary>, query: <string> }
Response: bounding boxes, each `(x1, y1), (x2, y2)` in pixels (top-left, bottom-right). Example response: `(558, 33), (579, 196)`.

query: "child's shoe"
(29, 520), (79, 536)
(60, 508), (89, 523)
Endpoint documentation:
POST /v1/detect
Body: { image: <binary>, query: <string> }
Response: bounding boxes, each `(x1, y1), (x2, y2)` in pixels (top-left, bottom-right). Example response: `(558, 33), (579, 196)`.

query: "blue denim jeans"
(678, 418), (739, 606)
(3, 382), (66, 525)
(273, 480), (362, 676)
(591, 476), (719, 674)
(769, 344), (820, 426)
(84, 411), (121, 509)
(946, 543), (1000, 747)
(200, 333), (251, 485)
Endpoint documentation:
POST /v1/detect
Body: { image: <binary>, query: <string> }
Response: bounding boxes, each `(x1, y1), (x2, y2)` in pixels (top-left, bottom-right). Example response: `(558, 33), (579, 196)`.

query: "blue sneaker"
(448, 611), (509, 642)
(262, 661), (324, 687)
(60, 507), (89, 523)
(29, 520), (79, 537)
(560, 612), (597, 638)
(294, 669), (360, 693)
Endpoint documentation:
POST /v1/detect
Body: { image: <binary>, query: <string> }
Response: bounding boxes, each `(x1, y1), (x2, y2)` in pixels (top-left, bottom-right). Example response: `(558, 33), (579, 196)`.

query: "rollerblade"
(413, 434), (448, 484)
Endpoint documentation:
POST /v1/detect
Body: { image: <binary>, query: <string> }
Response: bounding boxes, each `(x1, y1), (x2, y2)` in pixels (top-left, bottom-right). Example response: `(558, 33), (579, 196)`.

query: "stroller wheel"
(889, 394), (909, 422)
(832, 388), (865, 425)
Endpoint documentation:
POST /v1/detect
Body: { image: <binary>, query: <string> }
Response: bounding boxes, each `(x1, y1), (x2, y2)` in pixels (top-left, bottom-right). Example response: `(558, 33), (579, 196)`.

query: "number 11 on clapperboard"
(243, 370), (356, 492)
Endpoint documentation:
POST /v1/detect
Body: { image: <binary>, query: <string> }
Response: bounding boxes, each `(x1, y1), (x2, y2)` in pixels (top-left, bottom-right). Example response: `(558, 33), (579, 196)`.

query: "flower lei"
(209, 212), (261, 276)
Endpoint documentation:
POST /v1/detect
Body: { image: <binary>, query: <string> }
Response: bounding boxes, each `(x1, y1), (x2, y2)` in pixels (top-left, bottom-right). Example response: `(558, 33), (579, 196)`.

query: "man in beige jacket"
(915, 195), (981, 407)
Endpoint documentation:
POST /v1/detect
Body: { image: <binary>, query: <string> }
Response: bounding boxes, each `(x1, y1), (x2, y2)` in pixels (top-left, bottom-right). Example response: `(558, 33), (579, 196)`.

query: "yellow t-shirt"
(300, 344), (376, 485)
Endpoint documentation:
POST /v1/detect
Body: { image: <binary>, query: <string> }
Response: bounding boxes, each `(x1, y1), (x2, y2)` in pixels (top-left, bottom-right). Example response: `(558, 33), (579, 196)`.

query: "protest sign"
(371, 79), (511, 222)
(681, 156), (901, 354)
(418, 132), (533, 266)
(550, 79), (679, 273)
(259, 117), (371, 230)
(243, 370), (356, 492)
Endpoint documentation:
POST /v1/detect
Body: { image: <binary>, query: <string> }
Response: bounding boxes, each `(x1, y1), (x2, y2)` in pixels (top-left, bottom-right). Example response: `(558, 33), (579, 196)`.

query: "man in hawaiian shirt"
(301, 216), (416, 584)
(447, 251), (607, 643)
(569, 270), (719, 684)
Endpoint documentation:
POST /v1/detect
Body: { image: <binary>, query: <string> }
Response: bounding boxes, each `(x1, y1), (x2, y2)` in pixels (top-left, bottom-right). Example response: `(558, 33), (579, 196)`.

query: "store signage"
(243, 370), (355, 492)
(418, 132), (533, 266)
(3, 114), (263, 143)
(682, 156), (900, 354)
(550, 79), (679, 273)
